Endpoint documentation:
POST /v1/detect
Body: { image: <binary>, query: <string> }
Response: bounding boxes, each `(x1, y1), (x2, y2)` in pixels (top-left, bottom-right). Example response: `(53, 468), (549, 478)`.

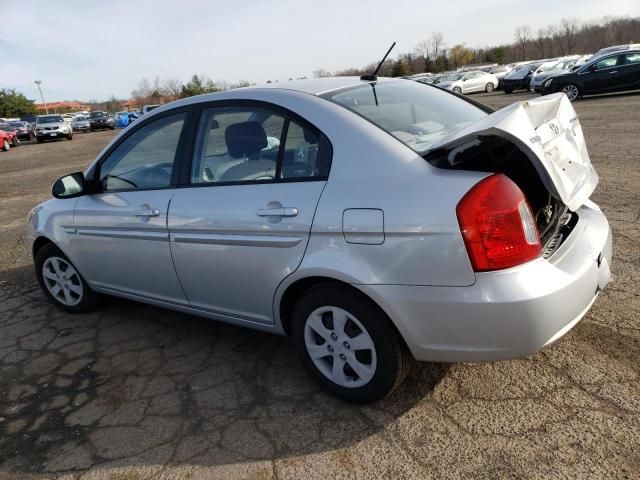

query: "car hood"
(532, 69), (567, 82)
(429, 93), (597, 211)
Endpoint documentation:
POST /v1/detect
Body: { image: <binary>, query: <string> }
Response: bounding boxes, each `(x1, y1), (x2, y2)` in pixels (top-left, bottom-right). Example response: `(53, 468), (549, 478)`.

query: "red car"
(0, 126), (18, 151)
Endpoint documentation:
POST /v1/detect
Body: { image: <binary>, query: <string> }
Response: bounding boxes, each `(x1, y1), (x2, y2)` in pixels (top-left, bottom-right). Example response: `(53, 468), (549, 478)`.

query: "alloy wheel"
(42, 256), (83, 306)
(562, 84), (579, 101)
(304, 306), (377, 388)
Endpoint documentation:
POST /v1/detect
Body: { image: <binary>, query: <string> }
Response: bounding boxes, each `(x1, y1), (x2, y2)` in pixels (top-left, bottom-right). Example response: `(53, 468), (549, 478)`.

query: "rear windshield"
(90, 112), (107, 118)
(321, 81), (487, 154)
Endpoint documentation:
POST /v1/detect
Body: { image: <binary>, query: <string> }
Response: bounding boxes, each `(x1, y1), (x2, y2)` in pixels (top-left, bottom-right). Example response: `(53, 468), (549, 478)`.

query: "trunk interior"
(425, 135), (578, 258)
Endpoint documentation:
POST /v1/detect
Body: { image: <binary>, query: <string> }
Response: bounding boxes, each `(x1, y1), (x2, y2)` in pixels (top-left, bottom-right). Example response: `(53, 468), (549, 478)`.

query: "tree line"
(316, 16), (640, 77)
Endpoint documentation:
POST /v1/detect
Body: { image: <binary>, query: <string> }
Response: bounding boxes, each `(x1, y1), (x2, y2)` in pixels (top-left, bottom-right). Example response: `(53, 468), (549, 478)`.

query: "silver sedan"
(27, 77), (612, 403)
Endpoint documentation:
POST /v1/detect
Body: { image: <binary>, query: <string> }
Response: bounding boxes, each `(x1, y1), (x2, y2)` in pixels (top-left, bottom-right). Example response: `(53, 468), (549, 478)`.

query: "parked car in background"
(62, 114), (75, 125)
(35, 114), (73, 142)
(434, 70), (499, 94)
(408, 73), (434, 84)
(0, 123), (19, 149)
(89, 111), (115, 131)
(487, 65), (513, 88)
(142, 104), (161, 115)
(592, 43), (640, 59)
(501, 62), (542, 93)
(530, 57), (581, 92)
(542, 49), (640, 101)
(8, 121), (33, 140)
(73, 115), (91, 132)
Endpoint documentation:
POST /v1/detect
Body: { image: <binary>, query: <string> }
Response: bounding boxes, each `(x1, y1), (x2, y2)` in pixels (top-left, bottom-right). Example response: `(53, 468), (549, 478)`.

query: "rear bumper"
(361, 202), (612, 362)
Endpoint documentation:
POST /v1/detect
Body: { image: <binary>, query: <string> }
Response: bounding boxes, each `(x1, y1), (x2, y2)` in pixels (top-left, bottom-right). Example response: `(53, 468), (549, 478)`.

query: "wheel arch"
(32, 235), (55, 258)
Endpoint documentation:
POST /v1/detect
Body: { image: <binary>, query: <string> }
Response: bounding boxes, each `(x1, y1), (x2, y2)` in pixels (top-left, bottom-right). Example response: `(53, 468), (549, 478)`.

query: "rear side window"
(191, 106), (331, 184)
(624, 53), (640, 65)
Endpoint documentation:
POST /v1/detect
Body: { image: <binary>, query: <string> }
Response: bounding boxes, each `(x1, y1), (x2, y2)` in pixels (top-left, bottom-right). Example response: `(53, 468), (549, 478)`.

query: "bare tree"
(430, 32), (445, 60)
(534, 28), (546, 57)
(313, 68), (332, 78)
(162, 78), (182, 101)
(561, 17), (580, 53)
(514, 25), (531, 60)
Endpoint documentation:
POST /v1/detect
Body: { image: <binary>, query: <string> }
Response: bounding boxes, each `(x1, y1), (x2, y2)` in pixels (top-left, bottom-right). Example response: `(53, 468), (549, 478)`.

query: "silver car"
(27, 77), (612, 403)
(434, 70), (499, 94)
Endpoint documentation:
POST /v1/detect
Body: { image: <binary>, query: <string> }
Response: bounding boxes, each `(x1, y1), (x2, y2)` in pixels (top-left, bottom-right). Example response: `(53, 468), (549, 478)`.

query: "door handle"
(609, 70), (618, 74)
(132, 209), (160, 217)
(256, 207), (298, 217)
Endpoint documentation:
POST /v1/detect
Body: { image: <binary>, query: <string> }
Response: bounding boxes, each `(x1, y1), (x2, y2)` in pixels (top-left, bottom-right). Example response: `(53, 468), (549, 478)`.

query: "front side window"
(323, 80), (487, 154)
(98, 113), (185, 191)
(191, 106), (331, 184)
(594, 56), (620, 70)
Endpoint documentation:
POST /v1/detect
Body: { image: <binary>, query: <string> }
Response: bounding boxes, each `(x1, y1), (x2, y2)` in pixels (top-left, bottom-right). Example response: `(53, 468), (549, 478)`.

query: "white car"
(28, 77), (611, 403)
(434, 71), (499, 94)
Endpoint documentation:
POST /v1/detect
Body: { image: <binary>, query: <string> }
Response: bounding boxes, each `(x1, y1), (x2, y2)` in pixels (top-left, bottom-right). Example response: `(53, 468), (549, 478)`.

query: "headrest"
(225, 121), (267, 158)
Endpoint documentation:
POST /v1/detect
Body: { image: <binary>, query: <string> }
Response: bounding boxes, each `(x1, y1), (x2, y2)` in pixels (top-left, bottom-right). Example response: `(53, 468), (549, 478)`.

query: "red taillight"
(456, 174), (541, 272)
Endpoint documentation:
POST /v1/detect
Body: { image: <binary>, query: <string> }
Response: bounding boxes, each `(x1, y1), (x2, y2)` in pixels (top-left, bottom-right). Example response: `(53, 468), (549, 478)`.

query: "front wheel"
(11, 137), (18, 147)
(452, 86), (462, 94)
(1, 139), (9, 151)
(561, 83), (581, 101)
(66, 133), (73, 140)
(292, 284), (412, 403)
(35, 243), (98, 313)
(485, 82), (495, 93)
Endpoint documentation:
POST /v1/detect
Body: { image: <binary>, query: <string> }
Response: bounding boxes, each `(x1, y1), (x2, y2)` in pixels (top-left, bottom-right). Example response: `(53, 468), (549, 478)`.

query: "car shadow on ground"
(0, 265), (449, 475)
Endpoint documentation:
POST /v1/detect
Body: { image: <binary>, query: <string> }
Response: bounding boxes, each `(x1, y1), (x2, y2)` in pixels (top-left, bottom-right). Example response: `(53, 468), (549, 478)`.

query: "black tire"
(34, 243), (98, 314)
(36, 137), (44, 143)
(1, 139), (9, 151)
(504, 88), (513, 94)
(11, 137), (18, 147)
(67, 133), (73, 140)
(485, 82), (495, 93)
(291, 284), (412, 403)
(452, 87), (462, 94)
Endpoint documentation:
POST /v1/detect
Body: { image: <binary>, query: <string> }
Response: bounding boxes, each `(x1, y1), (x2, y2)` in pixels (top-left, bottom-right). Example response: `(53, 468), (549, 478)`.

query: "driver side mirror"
(52, 172), (86, 199)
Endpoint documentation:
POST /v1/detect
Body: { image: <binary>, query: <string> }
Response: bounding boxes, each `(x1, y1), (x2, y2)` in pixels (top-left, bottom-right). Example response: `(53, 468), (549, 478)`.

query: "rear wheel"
(485, 82), (495, 93)
(561, 83), (580, 101)
(35, 243), (98, 313)
(452, 86), (462, 94)
(2, 139), (9, 151)
(11, 137), (18, 147)
(504, 87), (513, 94)
(291, 284), (412, 403)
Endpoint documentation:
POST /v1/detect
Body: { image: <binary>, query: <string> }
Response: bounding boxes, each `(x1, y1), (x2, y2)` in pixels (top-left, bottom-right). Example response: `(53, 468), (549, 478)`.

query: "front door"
(70, 112), (189, 304)
(582, 54), (625, 94)
(168, 104), (332, 324)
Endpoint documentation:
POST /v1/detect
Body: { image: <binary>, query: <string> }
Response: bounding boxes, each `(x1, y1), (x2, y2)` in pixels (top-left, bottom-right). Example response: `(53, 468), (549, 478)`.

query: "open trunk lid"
(433, 93), (598, 211)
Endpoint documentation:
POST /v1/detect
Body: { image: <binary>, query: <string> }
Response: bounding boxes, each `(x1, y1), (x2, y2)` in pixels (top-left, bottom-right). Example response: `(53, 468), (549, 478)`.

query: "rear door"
(620, 52), (640, 90)
(168, 103), (332, 324)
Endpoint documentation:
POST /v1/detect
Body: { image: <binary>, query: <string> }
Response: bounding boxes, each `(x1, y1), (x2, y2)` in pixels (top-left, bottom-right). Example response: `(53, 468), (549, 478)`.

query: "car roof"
(246, 76), (398, 95)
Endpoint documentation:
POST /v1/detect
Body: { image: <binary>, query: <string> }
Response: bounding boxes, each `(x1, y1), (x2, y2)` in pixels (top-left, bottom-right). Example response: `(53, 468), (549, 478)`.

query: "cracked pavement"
(0, 91), (639, 479)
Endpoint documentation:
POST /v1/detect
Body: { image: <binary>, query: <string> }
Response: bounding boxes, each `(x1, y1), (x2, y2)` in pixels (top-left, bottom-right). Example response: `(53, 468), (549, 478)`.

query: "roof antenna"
(361, 41), (396, 81)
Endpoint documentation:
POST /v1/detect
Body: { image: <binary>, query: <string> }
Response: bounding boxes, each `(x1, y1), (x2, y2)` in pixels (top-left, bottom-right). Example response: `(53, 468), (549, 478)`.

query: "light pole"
(34, 80), (49, 114)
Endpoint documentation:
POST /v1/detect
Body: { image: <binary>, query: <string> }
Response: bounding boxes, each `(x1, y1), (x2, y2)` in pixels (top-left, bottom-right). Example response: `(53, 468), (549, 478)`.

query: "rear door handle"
(132, 209), (160, 217)
(256, 207), (298, 217)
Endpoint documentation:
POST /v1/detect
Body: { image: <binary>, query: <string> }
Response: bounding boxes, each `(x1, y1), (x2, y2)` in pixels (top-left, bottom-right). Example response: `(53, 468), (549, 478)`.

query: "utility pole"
(34, 80), (49, 114)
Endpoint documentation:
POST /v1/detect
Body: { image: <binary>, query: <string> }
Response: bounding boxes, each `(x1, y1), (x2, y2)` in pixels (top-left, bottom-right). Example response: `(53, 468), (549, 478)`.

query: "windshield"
(90, 112), (106, 118)
(0, 124), (11, 131)
(9, 122), (24, 128)
(536, 62), (558, 73)
(38, 115), (63, 124)
(322, 81), (487, 154)
(553, 60), (576, 71)
(75, 116), (87, 121)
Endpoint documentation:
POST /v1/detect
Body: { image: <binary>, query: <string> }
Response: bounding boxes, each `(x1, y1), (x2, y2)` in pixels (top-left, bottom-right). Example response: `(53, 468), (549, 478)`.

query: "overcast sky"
(1, 0), (638, 102)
